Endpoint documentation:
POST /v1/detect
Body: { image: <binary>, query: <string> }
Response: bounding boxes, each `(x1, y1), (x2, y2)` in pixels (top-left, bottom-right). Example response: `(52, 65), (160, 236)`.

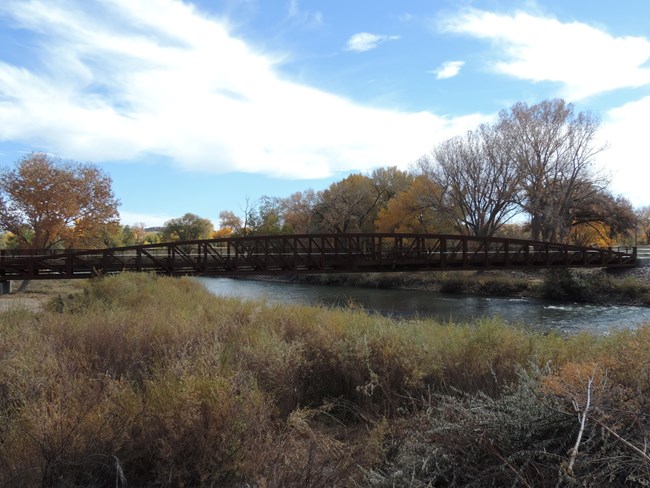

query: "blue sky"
(0, 0), (649, 228)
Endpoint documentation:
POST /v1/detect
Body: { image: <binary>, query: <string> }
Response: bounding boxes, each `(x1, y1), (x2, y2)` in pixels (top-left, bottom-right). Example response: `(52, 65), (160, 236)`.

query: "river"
(196, 277), (650, 334)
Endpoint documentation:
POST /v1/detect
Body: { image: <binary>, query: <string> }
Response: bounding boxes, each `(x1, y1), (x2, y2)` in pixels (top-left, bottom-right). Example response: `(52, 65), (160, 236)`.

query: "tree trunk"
(16, 280), (31, 293)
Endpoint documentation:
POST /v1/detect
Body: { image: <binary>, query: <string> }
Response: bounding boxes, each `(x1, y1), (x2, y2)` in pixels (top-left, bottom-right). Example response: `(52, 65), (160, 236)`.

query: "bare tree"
(240, 196), (258, 235)
(418, 123), (522, 236)
(279, 189), (318, 234)
(499, 99), (607, 242)
(636, 206), (650, 245)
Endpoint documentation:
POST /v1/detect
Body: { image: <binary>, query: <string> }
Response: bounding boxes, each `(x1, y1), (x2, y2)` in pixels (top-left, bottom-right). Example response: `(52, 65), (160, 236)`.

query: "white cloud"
(119, 211), (174, 227)
(345, 32), (400, 53)
(440, 9), (650, 99)
(0, 0), (473, 179)
(598, 96), (650, 207)
(431, 60), (465, 79)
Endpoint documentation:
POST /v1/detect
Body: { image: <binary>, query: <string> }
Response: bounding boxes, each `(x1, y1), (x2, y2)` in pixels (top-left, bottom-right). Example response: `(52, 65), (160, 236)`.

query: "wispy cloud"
(440, 9), (650, 99)
(398, 13), (413, 23)
(345, 32), (400, 53)
(0, 0), (479, 179)
(287, 0), (323, 27)
(431, 60), (465, 79)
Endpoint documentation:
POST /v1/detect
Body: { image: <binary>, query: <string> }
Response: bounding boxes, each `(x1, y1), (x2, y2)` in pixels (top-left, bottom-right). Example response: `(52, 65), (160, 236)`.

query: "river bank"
(4, 265), (650, 312)
(254, 265), (650, 306)
(1, 273), (648, 486)
(0, 279), (81, 312)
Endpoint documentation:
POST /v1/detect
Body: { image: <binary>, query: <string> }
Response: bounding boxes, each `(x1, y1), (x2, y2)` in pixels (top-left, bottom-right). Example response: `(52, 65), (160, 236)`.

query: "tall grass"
(1, 273), (649, 486)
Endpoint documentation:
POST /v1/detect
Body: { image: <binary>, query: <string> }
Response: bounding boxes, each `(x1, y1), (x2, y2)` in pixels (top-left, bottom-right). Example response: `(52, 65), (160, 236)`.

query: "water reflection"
(196, 277), (650, 334)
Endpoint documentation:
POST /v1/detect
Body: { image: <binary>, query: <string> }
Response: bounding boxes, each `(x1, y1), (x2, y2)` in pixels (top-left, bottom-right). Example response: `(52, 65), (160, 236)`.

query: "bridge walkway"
(0, 234), (637, 293)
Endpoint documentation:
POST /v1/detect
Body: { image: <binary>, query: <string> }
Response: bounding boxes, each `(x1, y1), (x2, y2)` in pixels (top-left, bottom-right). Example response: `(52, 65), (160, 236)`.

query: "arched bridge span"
(0, 233), (637, 284)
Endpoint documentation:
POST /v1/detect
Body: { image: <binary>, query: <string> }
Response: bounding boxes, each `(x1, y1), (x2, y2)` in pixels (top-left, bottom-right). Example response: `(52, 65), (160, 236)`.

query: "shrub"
(365, 372), (575, 488)
(2, 273), (650, 486)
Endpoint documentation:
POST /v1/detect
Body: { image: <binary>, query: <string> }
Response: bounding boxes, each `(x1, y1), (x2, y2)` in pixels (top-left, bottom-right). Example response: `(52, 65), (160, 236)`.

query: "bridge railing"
(0, 233), (637, 281)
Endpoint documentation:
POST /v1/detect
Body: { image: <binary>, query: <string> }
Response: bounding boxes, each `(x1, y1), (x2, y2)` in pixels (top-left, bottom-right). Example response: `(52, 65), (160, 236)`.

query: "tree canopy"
(499, 99), (607, 242)
(161, 213), (213, 241)
(0, 153), (120, 250)
(418, 123), (522, 236)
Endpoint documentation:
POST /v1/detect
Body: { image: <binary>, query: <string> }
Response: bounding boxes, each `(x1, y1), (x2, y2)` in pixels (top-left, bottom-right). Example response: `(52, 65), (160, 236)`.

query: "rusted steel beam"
(0, 234), (637, 280)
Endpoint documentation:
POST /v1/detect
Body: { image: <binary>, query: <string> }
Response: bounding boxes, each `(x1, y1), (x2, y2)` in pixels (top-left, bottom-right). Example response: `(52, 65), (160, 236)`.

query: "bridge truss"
(0, 233), (637, 283)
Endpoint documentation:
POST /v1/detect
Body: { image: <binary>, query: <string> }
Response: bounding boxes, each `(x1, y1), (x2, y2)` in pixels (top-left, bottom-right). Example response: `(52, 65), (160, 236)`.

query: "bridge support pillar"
(0, 281), (10, 295)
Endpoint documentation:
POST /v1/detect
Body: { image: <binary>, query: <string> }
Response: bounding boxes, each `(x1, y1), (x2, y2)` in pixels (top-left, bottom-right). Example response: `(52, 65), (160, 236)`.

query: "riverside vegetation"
(1, 274), (649, 486)
(288, 267), (650, 306)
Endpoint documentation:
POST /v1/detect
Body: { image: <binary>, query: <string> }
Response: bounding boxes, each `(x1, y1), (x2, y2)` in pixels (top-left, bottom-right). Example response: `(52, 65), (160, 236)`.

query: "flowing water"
(196, 277), (650, 334)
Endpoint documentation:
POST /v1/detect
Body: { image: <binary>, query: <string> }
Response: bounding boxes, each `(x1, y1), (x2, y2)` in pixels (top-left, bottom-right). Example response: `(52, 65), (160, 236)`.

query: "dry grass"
(0, 279), (83, 313)
(0, 273), (648, 486)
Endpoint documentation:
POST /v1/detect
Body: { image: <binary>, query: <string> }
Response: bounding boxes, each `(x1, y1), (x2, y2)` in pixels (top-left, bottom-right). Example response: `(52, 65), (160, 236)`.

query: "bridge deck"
(0, 234), (637, 283)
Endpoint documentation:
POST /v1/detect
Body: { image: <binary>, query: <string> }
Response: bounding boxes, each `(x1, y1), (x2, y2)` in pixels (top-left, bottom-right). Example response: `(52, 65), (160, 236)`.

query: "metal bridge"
(0, 234), (637, 291)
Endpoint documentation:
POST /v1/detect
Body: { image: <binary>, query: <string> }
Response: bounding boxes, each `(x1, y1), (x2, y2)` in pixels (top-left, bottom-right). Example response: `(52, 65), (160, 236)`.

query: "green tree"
(161, 213), (213, 241)
(255, 196), (283, 235)
(121, 223), (148, 246)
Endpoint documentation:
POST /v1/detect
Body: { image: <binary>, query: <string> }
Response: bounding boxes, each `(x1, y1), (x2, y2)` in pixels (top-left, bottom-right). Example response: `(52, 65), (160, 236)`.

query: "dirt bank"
(0, 280), (83, 312)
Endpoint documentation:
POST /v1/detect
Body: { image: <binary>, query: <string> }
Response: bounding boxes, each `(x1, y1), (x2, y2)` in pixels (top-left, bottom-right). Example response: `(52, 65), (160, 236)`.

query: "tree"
(219, 197), (288, 236)
(240, 197), (259, 235)
(130, 223), (148, 244)
(568, 190), (635, 246)
(312, 169), (408, 233)
(0, 153), (120, 250)
(369, 166), (413, 201)
(637, 206), (650, 245)
(311, 175), (379, 233)
(161, 213), (213, 241)
(121, 223), (147, 246)
(375, 175), (455, 233)
(417, 123), (522, 236)
(218, 210), (243, 236)
(279, 189), (318, 234)
(255, 196), (283, 235)
(499, 99), (606, 242)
